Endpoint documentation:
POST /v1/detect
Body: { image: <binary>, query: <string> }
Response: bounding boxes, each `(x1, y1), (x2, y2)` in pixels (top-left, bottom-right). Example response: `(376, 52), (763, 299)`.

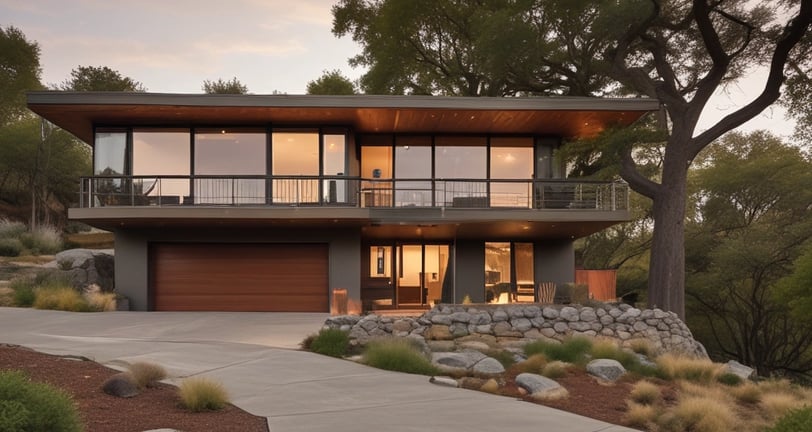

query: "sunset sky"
(1, 0), (795, 138)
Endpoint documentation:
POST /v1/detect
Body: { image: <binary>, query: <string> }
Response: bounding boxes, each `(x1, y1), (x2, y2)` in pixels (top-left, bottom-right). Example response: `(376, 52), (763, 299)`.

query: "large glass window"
(435, 136), (487, 207)
(323, 134), (347, 204)
(195, 129), (265, 204)
(272, 131), (319, 203)
(360, 145), (393, 207)
(395, 137), (431, 207)
(485, 242), (534, 304)
(132, 129), (190, 204)
(92, 131), (127, 206)
(490, 137), (533, 207)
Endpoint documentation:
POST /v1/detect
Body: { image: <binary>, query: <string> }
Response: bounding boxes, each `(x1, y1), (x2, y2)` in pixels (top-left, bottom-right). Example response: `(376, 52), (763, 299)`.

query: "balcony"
(78, 175), (629, 211)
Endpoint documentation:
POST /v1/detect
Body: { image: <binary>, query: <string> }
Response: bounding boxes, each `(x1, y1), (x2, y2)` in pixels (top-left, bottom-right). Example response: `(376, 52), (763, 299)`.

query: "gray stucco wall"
(534, 240), (575, 286)
(112, 227), (361, 311)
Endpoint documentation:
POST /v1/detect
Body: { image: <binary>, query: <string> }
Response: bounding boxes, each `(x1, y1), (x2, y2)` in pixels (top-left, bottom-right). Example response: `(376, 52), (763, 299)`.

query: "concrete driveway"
(0, 308), (636, 432)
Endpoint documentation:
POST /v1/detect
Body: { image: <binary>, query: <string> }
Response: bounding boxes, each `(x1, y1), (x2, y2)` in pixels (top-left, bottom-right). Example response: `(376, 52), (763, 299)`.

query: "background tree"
(334, 1), (812, 318)
(202, 77), (248, 94)
(0, 26), (42, 126)
(306, 70), (357, 95)
(58, 65), (145, 92)
(685, 131), (812, 378)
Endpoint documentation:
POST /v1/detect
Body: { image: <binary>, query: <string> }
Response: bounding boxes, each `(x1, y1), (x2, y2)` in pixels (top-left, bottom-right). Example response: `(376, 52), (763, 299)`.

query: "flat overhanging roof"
(27, 92), (659, 144)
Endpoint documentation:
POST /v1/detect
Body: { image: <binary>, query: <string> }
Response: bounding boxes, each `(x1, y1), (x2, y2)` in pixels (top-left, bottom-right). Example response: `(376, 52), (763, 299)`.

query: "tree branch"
(620, 147), (660, 199)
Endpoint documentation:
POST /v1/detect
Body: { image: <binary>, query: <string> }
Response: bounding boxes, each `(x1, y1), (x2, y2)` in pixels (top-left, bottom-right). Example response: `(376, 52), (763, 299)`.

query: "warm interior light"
(220, 130), (226, 134)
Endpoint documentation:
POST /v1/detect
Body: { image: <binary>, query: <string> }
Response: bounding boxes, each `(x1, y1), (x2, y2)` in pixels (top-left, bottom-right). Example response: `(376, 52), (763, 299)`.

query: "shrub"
(363, 338), (439, 376)
(765, 407), (812, 432)
(0, 370), (82, 432)
(760, 392), (803, 420)
(0, 238), (23, 257)
(656, 354), (721, 383)
(630, 380), (662, 405)
(11, 279), (36, 307)
(0, 218), (26, 238)
(178, 376), (230, 412)
(665, 395), (737, 432)
(128, 362), (168, 388)
(18, 225), (63, 255)
(590, 339), (642, 370)
(85, 292), (117, 312)
(541, 361), (569, 379)
(717, 372), (743, 386)
(308, 328), (350, 358)
(33, 286), (90, 312)
(628, 339), (656, 357)
(624, 402), (658, 429)
(524, 337), (592, 364)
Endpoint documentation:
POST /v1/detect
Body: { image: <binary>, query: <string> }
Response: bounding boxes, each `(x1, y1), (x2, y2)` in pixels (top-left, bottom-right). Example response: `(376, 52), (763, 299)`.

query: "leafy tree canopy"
(58, 65), (145, 92)
(306, 69), (357, 95)
(202, 77), (248, 94)
(0, 26), (42, 126)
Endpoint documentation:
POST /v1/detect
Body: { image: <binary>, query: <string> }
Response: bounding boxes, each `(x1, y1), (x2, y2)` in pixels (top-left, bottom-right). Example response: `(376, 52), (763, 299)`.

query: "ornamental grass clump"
(629, 380), (662, 405)
(765, 407), (812, 432)
(0, 370), (82, 432)
(659, 395), (737, 432)
(85, 291), (117, 312)
(524, 337), (592, 364)
(127, 362), (168, 389)
(307, 328), (350, 358)
(178, 377), (230, 412)
(32, 286), (90, 312)
(363, 337), (439, 376)
(656, 353), (721, 383)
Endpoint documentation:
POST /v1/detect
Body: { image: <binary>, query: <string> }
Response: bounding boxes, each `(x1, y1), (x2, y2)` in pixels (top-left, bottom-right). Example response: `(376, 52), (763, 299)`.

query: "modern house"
(27, 92), (657, 313)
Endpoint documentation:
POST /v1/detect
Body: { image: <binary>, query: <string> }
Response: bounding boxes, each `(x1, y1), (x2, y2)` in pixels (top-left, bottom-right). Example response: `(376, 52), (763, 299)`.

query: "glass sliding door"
(195, 129), (265, 204)
(272, 131), (319, 204)
(490, 137), (533, 208)
(93, 130), (128, 206)
(434, 136), (487, 207)
(360, 145), (393, 207)
(323, 133), (348, 204)
(394, 136), (431, 207)
(485, 242), (534, 303)
(390, 244), (451, 308)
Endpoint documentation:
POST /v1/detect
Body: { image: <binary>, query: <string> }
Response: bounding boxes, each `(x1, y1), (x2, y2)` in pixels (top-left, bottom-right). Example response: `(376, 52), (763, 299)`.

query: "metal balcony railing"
(78, 175), (629, 211)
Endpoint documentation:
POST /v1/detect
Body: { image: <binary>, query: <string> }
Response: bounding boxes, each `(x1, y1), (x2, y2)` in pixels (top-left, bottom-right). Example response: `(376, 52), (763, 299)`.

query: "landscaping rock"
(102, 372), (139, 398)
(725, 360), (755, 380)
(432, 350), (487, 370)
(472, 357), (506, 375)
(425, 325), (452, 340)
(515, 373), (563, 397)
(429, 376), (459, 388)
(480, 378), (499, 393)
(459, 341), (490, 351)
(54, 248), (115, 292)
(586, 359), (626, 381)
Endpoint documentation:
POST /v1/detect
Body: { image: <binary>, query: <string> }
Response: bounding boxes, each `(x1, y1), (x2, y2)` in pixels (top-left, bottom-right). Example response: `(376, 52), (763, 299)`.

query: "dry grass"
(541, 361), (570, 379)
(624, 402), (659, 428)
(667, 395), (738, 432)
(628, 338), (656, 357)
(32, 286), (89, 312)
(65, 232), (114, 249)
(731, 381), (763, 405)
(514, 354), (548, 374)
(760, 392), (804, 421)
(85, 292), (117, 311)
(178, 377), (230, 412)
(630, 380), (662, 405)
(128, 362), (168, 389)
(656, 353), (722, 383)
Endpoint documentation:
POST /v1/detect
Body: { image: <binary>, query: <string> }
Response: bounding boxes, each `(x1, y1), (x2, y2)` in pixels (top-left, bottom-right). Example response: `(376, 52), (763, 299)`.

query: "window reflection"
(272, 132), (319, 203)
(132, 129), (190, 205)
(435, 137), (486, 207)
(490, 138), (533, 208)
(395, 143), (431, 207)
(195, 129), (265, 204)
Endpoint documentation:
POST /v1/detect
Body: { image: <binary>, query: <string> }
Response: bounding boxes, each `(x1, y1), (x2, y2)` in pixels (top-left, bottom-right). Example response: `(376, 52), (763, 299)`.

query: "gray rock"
(431, 314), (453, 325)
(492, 309), (509, 322)
(432, 350), (487, 370)
(470, 312), (492, 325)
(54, 248), (115, 291)
(102, 373), (139, 398)
(600, 314), (615, 325)
(427, 340), (456, 352)
(523, 305), (541, 318)
(542, 307), (560, 319)
(393, 319), (413, 333)
(636, 353), (657, 369)
(560, 306), (580, 322)
(450, 312), (472, 323)
(429, 376), (459, 387)
(511, 318), (533, 332)
(725, 360), (755, 380)
(473, 357), (506, 375)
(459, 341), (491, 351)
(608, 307), (623, 318)
(579, 308), (597, 322)
(553, 322), (569, 333)
(493, 321), (513, 336)
(568, 322), (592, 332)
(450, 323), (469, 337)
(632, 321), (649, 332)
(587, 359), (627, 381)
(515, 373), (563, 396)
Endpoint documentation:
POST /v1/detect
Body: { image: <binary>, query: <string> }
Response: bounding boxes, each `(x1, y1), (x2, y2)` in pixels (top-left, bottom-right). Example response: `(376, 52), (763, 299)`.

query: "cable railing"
(78, 175), (629, 211)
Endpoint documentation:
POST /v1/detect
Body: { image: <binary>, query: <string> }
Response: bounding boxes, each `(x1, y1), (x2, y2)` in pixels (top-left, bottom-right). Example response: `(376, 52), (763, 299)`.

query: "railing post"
(611, 182), (616, 211)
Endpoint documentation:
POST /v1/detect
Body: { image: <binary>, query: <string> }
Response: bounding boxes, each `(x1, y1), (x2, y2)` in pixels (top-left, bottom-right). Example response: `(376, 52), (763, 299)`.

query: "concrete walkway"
(0, 308), (636, 432)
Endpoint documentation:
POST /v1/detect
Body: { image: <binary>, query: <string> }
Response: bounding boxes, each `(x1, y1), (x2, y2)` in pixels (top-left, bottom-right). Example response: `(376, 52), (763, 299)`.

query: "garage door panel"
(151, 243), (328, 312)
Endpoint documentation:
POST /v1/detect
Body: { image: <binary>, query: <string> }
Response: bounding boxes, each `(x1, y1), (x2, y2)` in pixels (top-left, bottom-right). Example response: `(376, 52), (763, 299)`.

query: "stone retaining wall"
(324, 303), (708, 358)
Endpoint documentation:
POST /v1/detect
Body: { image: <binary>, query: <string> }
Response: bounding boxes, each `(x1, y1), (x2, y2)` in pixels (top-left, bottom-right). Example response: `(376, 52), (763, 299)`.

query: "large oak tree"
(333, 0), (812, 318)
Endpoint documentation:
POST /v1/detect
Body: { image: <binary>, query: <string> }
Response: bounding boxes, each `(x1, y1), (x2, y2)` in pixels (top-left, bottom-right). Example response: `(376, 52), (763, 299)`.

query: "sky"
(0, 0), (797, 139)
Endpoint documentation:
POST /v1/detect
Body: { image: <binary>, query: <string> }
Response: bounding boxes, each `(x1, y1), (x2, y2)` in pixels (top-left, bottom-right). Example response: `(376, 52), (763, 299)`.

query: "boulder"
(432, 350), (487, 370)
(586, 359), (627, 381)
(725, 360), (755, 380)
(54, 248), (115, 292)
(102, 373), (139, 398)
(472, 357), (506, 375)
(515, 373), (563, 397)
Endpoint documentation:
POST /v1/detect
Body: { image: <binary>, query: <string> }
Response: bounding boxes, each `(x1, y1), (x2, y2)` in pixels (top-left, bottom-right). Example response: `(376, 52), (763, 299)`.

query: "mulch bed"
(0, 345), (268, 432)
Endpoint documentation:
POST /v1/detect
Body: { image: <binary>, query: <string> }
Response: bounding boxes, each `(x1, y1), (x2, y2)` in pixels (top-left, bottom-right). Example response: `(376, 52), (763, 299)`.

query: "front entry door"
(396, 244), (449, 308)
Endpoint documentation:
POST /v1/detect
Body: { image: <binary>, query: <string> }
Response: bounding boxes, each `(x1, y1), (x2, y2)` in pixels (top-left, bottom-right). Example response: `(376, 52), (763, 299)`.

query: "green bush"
(524, 337), (593, 364)
(363, 338), (440, 376)
(12, 285), (36, 307)
(0, 238), (23, 257)
(0, 370), (82, 432)
(717, 372), (743, 386)
(178, 377), (230, 412)
(18, 225), (63, 255)
(764, 407), (812, 432)
(308, 329), (350, 358)
(0, 218), (26, 239)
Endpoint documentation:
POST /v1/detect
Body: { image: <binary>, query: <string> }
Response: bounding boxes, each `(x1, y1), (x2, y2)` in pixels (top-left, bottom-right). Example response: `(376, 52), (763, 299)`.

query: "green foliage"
(765, 407), (812, 432)
(363, 338), (439, 375)
(0, 218), (26, 238)
(306, 70), (356, 95)
(716, 372), (743, 387)
(202, 77), (248, 94)
(484, 349), (516, 369)
(0, 26), (42, 126)
(0, 370), (82, 432)
(58, 65), (145, 91)
(308, 329), (350, 358)
(11, 281), (35, 307)
(524, 337), (593, 364)
(178, 377), (230, 412)
(18, 225), (63, 255)
(0, 238), (23, 257)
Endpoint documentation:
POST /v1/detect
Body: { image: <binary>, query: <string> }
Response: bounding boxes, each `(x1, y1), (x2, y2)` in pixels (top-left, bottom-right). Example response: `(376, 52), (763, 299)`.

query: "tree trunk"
(647, 143), (689, 319)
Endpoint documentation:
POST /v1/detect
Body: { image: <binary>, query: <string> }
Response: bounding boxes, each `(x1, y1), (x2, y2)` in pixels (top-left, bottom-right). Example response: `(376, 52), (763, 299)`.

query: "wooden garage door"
(151, 243), (328, 312)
